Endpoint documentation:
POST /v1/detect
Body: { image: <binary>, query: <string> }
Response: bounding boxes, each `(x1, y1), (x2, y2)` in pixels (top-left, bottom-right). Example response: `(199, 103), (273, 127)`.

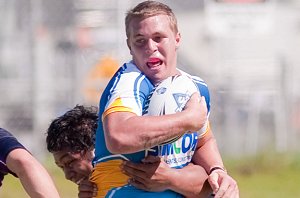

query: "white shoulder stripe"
(177, 68), (207, 86)
(95, 154), (129, 163)
(136, 74), (147, 111)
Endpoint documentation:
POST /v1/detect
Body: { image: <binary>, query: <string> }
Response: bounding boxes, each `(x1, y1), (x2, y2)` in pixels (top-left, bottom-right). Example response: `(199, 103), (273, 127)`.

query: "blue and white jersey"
(92, 61), (211, 197)
(93, 62), (154, 164)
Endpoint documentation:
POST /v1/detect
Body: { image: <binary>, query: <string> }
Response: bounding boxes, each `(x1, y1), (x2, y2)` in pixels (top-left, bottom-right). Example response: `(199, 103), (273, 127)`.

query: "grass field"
(224, 152), (300, 197)
(0, 152), (300, 197)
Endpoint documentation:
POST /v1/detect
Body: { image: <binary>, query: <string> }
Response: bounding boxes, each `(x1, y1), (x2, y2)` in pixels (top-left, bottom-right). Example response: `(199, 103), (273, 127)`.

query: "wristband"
(209, 166), (226, 175)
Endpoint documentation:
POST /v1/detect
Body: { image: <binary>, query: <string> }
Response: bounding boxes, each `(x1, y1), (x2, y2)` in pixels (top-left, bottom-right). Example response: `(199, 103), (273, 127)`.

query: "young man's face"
(127, 14), (181, 85)
(53, 150), (94, 184)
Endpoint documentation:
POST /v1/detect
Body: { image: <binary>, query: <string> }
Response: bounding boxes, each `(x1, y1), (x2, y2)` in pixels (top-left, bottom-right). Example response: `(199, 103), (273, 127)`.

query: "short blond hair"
(125, 1), (178, 38)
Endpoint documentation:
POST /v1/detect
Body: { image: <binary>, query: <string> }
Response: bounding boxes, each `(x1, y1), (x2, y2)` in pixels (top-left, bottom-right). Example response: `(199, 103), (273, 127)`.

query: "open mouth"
(147, 58), (162, 68)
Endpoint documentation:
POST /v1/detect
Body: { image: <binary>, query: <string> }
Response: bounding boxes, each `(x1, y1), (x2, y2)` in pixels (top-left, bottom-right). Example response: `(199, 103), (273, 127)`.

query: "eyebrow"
(133, 31), (164, 37)
(56, 153), (70, 165)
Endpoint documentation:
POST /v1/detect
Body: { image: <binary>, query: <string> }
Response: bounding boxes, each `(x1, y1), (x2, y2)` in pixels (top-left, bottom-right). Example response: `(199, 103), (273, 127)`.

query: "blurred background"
(1, 0), (300, 197)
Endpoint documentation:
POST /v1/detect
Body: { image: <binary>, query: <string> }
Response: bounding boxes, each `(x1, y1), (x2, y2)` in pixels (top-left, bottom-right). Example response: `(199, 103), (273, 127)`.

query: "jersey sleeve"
(102, 63), (153, 119)
(0, 128), (26, 181)
(0, 128), (26, 163)
(191, 76), (211, 138)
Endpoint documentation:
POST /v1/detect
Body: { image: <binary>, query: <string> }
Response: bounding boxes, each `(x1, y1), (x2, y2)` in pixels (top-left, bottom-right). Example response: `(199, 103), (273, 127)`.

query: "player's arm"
(104, 93), (207, 154)
(192, 128), (239, 197)
(121, 155), (212, 198)
(6, 148), (60, 198)
(192, 127), (224, 173)
(167, 164), (212, 198)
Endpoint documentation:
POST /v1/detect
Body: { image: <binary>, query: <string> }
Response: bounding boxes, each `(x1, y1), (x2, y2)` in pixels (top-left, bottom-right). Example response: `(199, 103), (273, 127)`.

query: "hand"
(184, 93), (208, 132)
(78, 179), (97, 198)
(121, 155), (172, 192)
(208, 170), (239, 198)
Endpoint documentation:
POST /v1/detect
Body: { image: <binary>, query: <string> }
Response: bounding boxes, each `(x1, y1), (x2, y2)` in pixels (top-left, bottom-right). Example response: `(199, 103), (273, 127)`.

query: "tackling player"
(46, 105), (212, 198)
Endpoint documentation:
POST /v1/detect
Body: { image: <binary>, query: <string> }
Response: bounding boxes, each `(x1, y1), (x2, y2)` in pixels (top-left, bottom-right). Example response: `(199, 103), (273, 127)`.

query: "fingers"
(121, 160), (148, 173)
(141, 155), (161, 163)
(121, 156), (160, 173)
(128, 173), (148, 187)
(121, 158), (170, 193)
(208, 172), (220, 194)
(199, 96), (207, 108)
(189, 92), (201, 104)
(121, 161), (152, 185)
(122, 163), (146, 179)
(78, 179), (97, 198)
(184, 92), (208, 132)
(78, 190), (97, 198)
(208, 171), (239, 198)
(190, 93), (206, 105)
(214, 177), (228, 197)
(219, 183), (239, 198)
(215, 176), (239, 198)
(122, 163), (150, 189)
(191, 91), (200, 98)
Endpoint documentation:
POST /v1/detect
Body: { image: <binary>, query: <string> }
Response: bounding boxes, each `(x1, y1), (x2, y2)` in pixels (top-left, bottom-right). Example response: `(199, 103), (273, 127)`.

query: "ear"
(126, 38), (132, 55)
(175, 32), (181, 49)
(81, 149), (95, 161)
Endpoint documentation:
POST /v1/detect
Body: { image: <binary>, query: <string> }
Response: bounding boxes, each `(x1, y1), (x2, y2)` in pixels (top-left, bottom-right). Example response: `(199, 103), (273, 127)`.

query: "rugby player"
(91, 1), (239, 197)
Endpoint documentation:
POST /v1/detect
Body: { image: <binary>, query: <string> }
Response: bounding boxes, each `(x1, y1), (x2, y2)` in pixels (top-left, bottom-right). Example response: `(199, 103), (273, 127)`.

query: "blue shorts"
(105, 185), (183, 198)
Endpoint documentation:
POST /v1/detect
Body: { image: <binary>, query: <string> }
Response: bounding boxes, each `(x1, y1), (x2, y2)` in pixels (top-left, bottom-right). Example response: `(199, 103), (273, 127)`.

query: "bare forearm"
(168, 164), (212, 198)
(105, 111), (197, 154)
(125, 113), (189, 148)
(192, 132), (224, 173)
(7, 149), (60, 198)
(18, 160), (60, 198)
(105, 93), (206, 154)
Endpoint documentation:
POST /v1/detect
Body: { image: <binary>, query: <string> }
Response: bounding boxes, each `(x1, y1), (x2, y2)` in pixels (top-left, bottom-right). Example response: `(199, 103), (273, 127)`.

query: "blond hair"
(125, 1), (178, 38)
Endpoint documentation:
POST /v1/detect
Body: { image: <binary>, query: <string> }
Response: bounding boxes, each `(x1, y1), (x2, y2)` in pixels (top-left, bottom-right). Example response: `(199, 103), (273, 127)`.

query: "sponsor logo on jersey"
(149, 132), (198, 167)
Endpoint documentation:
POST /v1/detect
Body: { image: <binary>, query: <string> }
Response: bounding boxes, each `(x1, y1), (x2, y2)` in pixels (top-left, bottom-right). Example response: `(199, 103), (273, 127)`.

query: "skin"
(208, 170), (239, 198)
(53, 149), (97, 198)
(127, 15), (180, 84)
(7, 148), (60, 198)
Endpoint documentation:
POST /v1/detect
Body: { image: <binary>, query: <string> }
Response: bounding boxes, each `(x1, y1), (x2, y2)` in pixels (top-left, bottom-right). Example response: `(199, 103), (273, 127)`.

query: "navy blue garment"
(0, 128), (26, 187)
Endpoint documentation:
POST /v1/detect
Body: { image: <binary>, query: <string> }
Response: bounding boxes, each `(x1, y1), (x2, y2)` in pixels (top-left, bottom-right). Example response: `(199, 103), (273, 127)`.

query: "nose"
(145, 39), (157, 54)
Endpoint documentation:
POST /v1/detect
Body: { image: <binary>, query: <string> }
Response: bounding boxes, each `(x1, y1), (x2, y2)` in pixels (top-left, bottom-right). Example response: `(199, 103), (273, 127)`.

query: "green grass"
(1, 152), (300, 197)
(224, 152), (300, 198)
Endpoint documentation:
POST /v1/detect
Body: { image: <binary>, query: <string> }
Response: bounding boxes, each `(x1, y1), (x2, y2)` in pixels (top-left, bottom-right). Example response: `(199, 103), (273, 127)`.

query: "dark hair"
(125, 0), (178, 38)
(46, 105), (98, 153)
